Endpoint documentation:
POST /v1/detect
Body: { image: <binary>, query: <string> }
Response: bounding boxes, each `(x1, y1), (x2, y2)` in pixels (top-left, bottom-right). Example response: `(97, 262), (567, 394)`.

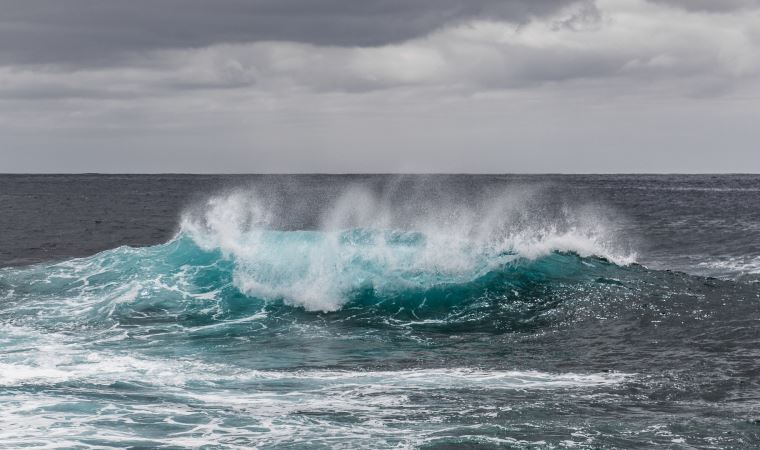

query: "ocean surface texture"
(0, 174), (759, 449)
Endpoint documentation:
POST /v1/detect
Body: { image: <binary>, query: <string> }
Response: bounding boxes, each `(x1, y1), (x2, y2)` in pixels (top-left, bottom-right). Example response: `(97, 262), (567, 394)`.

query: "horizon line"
(1, 172), (759, 176)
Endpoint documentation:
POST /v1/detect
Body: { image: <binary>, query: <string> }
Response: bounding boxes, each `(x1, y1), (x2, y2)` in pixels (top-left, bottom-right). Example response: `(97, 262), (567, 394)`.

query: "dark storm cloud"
(0, 0), (580, 66)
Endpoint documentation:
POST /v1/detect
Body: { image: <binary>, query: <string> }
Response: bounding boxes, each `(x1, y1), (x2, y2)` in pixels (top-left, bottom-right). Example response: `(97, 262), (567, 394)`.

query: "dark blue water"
(0, 175), (759, 448)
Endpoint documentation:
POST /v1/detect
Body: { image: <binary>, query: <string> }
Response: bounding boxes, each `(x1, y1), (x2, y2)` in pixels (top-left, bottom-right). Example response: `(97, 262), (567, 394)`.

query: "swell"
(0, 187), (687, 335)
(0, 229), (634, 328)
(1, 227), (756, 353)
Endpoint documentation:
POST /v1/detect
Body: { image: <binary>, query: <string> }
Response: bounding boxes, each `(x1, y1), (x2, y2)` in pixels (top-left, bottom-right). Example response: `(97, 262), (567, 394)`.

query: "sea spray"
(180, 184), (635, 311)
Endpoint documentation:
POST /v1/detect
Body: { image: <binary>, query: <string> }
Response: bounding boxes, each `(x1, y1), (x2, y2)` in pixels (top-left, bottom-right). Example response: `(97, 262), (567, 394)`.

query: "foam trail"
(0, 325), (630, 389)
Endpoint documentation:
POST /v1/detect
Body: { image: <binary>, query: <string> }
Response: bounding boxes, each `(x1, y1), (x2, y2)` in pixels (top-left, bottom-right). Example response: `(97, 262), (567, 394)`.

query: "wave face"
(0, 233), (632, 337)
(1, 181), (759, 448)
(0, 186), (635, 332)
(180, 187), (634, 312)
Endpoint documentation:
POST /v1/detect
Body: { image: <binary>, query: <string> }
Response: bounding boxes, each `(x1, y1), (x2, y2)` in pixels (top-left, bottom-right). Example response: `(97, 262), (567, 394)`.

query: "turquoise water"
(1, 182), (759, 448)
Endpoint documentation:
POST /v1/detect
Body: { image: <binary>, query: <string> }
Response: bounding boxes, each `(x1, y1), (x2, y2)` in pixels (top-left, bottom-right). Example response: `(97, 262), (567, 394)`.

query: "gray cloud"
(0, 0), (759, 173)
(651, 0), (759, 12)
(0, 0), (580, 66)
(6, 0), (757, 101)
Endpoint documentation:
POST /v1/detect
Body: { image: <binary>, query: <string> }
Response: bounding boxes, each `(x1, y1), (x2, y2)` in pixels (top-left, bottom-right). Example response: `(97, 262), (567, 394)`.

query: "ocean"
(0, 174), (758, 448)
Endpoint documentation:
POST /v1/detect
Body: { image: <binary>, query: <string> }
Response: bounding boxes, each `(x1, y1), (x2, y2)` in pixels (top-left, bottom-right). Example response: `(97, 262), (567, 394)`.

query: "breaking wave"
(0, 184), (648, 336)
(178, 187), (635, 312)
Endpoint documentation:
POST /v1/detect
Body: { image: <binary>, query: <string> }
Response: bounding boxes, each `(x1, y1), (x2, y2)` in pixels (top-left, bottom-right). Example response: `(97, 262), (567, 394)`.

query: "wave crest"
(181, 186), (635, 311)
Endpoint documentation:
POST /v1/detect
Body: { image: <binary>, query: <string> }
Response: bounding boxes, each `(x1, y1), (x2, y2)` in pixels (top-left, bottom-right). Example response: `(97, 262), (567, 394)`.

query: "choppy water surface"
(0, 175), (759, 448)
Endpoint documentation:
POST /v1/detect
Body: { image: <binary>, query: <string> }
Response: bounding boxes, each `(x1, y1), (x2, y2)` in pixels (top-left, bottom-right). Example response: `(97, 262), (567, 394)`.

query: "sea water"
(0, 175), (758, 448)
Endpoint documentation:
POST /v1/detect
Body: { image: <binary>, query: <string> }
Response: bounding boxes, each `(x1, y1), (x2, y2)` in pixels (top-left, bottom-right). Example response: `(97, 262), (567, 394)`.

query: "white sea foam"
(182, 186), (636, 311)
(0, 327), (629, 446)
(0, 324), (633, 449)
(697, 256), (760, 280)
(0, 347), (629, 390)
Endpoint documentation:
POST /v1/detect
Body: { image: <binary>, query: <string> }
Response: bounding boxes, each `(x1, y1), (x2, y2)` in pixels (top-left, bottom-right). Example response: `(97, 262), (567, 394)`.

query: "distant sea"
(1, 174), (758, 448)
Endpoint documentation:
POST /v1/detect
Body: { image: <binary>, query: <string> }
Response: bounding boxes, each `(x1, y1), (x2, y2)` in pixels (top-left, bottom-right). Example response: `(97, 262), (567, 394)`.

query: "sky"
(0, 0), (759, 173)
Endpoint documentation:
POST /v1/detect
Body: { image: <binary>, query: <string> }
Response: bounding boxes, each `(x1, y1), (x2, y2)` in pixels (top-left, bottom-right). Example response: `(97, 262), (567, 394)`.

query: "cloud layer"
(0, 0), (579, 65)
(0, 0), (759, 172)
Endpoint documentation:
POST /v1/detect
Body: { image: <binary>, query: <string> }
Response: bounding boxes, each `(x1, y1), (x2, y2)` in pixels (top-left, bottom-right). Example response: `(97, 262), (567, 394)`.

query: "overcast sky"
(1, 0), (759, 173)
